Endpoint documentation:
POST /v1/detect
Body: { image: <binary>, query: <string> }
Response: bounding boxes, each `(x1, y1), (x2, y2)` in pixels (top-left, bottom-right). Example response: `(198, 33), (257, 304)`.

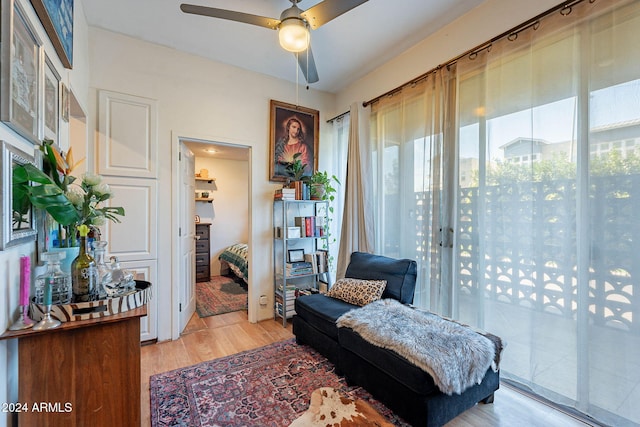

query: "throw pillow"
(326, 278), (387, 306)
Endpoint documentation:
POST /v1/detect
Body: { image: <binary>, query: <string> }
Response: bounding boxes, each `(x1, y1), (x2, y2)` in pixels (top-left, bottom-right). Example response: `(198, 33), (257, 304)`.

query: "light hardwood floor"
(141, 311), (593, 427)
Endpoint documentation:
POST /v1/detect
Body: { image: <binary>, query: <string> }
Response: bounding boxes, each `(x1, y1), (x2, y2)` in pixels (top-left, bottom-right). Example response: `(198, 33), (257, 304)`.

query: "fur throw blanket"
(336, 299), (499, 395)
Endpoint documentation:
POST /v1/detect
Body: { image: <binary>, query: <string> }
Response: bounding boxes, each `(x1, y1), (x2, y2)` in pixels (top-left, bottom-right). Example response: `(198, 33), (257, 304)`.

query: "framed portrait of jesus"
(269, 99), (319, 182)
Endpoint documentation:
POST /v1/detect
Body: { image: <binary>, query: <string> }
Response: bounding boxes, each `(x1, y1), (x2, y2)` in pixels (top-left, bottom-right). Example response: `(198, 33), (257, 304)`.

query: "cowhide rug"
(289, 387), (395, 427)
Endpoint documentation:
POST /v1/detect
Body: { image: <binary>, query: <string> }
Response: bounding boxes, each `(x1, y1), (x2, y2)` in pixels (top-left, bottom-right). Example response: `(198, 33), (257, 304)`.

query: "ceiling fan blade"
(300, 0), (369, 30)
(296, 46), (319, 84)
(180, 4), (280, 30)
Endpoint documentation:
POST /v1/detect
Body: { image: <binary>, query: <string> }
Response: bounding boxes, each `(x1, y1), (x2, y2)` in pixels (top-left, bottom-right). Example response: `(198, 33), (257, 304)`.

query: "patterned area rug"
(196, 275), (247, 317)
(149, 339), (410, 427)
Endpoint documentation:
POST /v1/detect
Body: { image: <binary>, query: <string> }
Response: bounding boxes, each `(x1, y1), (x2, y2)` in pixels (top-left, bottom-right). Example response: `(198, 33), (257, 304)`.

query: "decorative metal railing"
(456, 175), (638, 332)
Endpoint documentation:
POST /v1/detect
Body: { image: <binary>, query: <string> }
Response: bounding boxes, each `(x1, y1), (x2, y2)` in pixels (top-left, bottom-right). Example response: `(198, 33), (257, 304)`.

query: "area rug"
(196, 275), (247, 317)
(149, 339), (409, 427)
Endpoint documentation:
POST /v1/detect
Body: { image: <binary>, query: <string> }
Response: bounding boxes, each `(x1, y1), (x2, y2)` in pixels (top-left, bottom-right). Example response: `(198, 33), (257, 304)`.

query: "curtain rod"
(326, 110), (349, 123)
(363, 0), (591, 107)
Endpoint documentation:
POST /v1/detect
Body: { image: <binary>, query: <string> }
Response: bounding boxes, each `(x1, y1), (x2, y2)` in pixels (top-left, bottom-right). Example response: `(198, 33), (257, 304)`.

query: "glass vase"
(92, 240), (115, 297)
(71, 236), (99, 302)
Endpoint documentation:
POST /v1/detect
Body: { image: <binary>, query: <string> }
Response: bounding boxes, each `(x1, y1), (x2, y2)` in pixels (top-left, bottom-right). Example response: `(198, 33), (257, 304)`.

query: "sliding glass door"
(453, 1), (640, 424)
(370, 1), (640, 425)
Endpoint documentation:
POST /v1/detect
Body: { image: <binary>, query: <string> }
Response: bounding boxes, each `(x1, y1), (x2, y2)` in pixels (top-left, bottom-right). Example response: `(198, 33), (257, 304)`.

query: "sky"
(459, 79), (640, 161)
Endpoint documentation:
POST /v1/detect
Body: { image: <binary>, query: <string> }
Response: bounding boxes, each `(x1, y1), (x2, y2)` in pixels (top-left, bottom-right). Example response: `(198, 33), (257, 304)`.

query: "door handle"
(195, 235), (200, 240)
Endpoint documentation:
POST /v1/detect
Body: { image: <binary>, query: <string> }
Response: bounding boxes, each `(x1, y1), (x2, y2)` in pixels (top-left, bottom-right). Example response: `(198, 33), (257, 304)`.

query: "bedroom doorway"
(182, 139), (251, 325)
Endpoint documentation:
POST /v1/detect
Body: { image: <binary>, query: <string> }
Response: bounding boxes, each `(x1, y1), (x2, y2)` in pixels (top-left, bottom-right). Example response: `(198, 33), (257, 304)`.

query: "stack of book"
(286, 261), (313, 276)
(274, 187), (296, 200)
(275, 284), (296, 317)
(303, 250), (329, 274)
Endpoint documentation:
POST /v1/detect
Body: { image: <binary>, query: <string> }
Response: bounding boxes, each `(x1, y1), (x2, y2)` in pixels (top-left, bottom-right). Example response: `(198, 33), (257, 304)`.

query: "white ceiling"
(81, 0), (485, 93)
(184, 139), (250, 161)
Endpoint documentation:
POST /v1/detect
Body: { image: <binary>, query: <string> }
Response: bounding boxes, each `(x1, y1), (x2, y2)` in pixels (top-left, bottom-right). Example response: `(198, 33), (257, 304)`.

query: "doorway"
(181, 139), (251, 331)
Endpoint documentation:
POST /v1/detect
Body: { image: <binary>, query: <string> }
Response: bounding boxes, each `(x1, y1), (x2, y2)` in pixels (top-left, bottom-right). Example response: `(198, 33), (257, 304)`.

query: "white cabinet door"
(120, 259), (158, 342)
(102, 177), (158, 262)
(98, 90), (157, 178)
(97, 90), (159, 341)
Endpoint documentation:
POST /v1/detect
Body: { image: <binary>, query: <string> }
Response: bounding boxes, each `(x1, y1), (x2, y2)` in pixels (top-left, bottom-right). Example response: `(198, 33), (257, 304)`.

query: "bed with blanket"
(218, 243), (248, 283)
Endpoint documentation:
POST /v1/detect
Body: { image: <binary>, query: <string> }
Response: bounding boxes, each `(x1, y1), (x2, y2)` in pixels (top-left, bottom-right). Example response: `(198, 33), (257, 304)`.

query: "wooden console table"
(0, 306), (146, 427)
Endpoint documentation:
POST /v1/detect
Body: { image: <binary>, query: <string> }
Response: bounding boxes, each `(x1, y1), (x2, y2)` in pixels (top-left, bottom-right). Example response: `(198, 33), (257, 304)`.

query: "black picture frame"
(269, 99), (319, 182)
(287, 248), (305, 263)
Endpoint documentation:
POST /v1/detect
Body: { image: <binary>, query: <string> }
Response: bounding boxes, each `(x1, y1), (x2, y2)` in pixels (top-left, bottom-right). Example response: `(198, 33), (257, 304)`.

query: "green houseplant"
(14, 140), (125, 247)
(306, 170), (340, 207)
(284, 152), (308, 182)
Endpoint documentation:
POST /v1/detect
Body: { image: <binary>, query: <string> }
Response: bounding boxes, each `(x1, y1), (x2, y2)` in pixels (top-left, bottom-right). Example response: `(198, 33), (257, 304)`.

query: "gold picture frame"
(269, 100), (319, 182)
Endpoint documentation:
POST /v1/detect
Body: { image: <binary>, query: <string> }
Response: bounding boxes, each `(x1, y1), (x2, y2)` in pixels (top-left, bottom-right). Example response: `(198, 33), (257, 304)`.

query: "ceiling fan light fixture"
(278, 18), (309, 52)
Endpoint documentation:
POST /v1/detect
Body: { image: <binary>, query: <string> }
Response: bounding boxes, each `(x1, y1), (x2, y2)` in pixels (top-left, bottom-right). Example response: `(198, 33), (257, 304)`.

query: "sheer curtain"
(369, 0), (640, 425)
(328, 111), (350, 279)
(453, 0), (640, 425)
(370, 69), (454, 311)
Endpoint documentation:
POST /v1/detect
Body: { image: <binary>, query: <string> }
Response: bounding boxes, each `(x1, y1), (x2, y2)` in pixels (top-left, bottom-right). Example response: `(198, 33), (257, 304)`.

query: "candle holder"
(8, 304), (34, 331)
(33, 274), (61, 331)
(32, 303), (61, 330)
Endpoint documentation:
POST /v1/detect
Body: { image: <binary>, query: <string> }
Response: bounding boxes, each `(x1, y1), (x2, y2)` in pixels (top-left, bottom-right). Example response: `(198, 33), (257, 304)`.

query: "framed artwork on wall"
(269, 99), (319, 182)
(0, 141), (38, 250)
(43, 55), (60, 144)
(60, 82), (70, 122)
(1, 0), (42, 144)
(30, 0), (74, 69)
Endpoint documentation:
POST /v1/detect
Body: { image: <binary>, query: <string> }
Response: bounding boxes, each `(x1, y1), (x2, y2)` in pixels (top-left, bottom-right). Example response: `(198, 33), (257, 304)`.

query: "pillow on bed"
(326, 278), (387, 306)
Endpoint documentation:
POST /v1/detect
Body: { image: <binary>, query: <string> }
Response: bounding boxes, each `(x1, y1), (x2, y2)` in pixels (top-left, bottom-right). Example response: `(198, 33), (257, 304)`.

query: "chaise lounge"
(293, 251), (501, 427)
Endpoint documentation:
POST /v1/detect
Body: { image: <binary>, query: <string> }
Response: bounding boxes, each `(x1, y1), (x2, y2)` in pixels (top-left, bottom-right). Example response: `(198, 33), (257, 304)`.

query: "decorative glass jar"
(91, 240), (113, 297)
(35, 251), (72, 305)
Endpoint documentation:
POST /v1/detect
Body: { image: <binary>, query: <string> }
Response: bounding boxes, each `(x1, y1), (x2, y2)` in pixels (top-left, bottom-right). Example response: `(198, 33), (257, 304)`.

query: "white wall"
(194, 157), (249, 275)
(0, 1), (90, 426)
(87, 27), (336, 336)
(336, 0), (563, 111)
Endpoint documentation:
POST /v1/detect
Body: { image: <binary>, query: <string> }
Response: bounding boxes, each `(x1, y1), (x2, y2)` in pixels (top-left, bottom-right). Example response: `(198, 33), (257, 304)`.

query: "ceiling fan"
(180, 0), (369, 84)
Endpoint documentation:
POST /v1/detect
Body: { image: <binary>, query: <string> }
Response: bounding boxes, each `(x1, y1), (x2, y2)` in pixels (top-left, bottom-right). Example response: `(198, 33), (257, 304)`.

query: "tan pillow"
(326, 278), (387, 306)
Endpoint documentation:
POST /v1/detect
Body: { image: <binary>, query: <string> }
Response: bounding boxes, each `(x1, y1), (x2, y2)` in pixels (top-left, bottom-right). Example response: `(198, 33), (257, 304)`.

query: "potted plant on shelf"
(284, 152), (308, 183)
(307, 170), (340, 205)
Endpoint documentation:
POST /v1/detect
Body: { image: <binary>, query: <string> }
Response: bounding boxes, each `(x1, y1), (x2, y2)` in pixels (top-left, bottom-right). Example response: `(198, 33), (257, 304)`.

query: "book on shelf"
(275, 293), (295, 308)
(277, 283), (297, 295)
(286, 261), (312, 269)
(275, 302), (296, 317)
(303, 253), (318, 274)
(274, 187), (296, 200)
(286, 268), (313, 276)
(299, 251), (328, 274)
(293, 216), (326, 238)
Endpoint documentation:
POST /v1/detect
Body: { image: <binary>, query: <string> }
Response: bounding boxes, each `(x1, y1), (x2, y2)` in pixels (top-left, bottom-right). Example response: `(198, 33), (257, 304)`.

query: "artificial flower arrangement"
(13, 140), (125, 247)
